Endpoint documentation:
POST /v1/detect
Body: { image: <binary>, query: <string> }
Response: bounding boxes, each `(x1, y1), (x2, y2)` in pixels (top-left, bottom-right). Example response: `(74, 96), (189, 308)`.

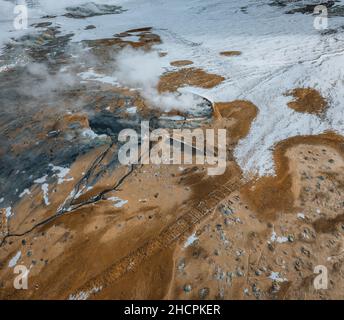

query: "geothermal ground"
(1, 0), (344, 300)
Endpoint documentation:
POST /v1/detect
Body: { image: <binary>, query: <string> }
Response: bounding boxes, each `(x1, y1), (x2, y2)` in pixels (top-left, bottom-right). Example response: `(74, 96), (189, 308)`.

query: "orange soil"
(54, 113), (89, 131)
(85, 27), (161, 50)
(286, 88), (327, 115)
(241, 132), (344, 221)
(214, 101), (258, 141)
(220, 51), (242, 57)
(158, 68), (225, 93)
(170, 60), (194, 67)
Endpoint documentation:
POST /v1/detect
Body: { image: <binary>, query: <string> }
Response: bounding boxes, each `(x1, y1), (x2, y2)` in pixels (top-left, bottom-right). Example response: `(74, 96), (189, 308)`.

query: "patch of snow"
(159, 115), (185, 121)
(41, 183), (50, 206)
(119, 35), (141, 42)
(270, 231), (288, 244)
(8, 251), (21, 268)
(82, 129), (98, 138)
(108, 196), (128, 208)
(297, 213), (305, 220)
(269, 272), (288, 283)
(78, 69), (119, 86)
(184, 232), (198, 248)
(0, 197), (3, 204)
(34, 174), (51, 205)
(74, 187), (86, 199)
(19, 189), (31, 198)
(81, 128), (107, 140)
(126, 106), (137, 114)
(49, 164), (73, 184)
(34, 175), (47, 184)
(68, 286), (102, 300)
(5, 207), (12, 218)
(74, 185), (93, 200)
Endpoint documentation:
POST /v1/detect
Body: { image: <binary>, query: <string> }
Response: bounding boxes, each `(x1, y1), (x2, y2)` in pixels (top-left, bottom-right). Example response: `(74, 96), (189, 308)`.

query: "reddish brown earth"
(220, 51), (242, 57)
(286, 88), (328, 115)
(170, 60), (194, 67)
(158, 68), (225, 93)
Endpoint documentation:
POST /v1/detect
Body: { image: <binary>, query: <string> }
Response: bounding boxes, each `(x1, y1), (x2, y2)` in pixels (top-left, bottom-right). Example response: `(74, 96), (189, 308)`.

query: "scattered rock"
(183, 284), (192, 293)
(85, 25), (96, 30)
(198, 287), (210, 299)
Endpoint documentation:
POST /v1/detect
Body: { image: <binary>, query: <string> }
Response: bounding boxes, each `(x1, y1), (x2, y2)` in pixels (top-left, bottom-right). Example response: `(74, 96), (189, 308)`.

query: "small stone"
(224, 218), (231, 226)
(236, 269), (244, 277)
(216, 288), (225, 300)
(252, 283), (260, 295)
(219, 204), (233, 216)
(294, 259), (302, 271)
(268, 243), (275, 252)
(199, 287), (210, 299)
(47, 130), (60, 138)
(183, 284), (192, 293)
(271, 282), (280, 294)
(226, 271), (233, 279)
(255, 269), (262, 276)
(301, 247), (311, 257)
(178, 258), (185, 272)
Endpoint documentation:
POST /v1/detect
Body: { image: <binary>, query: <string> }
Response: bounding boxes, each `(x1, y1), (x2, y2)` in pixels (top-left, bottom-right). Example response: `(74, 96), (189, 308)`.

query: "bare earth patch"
(286, 88), (327, 115)
(213, 101), (258, 141)
(170, 60), (194, 67)
(220, 51), (242, 57)
(158, 68), (225, 93)
(85, 27), (161, 50)
(241, 132), (344, 221)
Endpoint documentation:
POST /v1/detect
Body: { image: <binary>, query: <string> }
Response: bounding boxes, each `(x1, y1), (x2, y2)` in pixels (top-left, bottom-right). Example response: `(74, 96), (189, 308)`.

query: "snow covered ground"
(1, 0), (344, 176)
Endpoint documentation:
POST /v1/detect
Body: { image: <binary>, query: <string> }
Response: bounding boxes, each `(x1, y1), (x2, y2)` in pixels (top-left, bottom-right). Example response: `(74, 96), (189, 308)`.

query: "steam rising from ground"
(23, 63), (76, 97)
(114, 48), (203, 112)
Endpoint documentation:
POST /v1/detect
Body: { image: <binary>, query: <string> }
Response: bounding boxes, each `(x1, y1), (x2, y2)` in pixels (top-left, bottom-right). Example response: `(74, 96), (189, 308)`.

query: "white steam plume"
(114, 47), (203, 112)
